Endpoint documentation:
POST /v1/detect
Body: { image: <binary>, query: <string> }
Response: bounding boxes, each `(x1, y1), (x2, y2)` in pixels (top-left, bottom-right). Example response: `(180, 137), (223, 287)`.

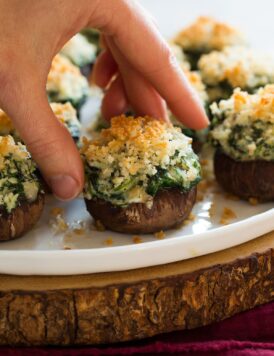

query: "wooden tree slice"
(0, 231), (273, 346)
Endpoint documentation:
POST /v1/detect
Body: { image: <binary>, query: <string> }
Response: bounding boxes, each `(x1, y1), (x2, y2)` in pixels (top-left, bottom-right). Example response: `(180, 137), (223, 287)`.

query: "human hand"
(0, 0), (208, 200)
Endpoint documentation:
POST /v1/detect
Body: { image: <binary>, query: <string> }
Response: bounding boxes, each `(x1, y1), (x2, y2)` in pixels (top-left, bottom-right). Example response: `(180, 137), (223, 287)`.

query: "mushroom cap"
(85, 187), (197, 234)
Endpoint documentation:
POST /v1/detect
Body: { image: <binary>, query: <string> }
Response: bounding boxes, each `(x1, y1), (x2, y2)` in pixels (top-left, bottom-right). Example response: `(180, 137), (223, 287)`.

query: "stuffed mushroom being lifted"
(82, 115), (201, 234)
(210, 85), (274, 201)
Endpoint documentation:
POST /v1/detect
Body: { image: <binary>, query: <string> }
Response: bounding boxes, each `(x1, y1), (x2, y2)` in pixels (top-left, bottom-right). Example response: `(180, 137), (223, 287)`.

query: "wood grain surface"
(0, 231), (273, 346)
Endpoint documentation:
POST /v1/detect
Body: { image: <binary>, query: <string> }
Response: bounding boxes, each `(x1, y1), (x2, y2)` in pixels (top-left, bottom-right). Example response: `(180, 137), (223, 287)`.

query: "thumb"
(1, 83), (84, 200)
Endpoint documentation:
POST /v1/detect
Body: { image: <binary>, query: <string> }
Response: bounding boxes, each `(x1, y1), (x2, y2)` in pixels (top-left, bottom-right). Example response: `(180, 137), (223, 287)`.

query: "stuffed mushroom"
(50, 102), (81, 142)
(0, 102), (81, 142)
(82, 115), (201, 234)
(199, 46), (274, 102)
(60, 33), (98, 78)
(0, 136), (45, 241)
(47, 54), (89, 112)
(210, 85), (274, 201)
(173, 16), (245, 69)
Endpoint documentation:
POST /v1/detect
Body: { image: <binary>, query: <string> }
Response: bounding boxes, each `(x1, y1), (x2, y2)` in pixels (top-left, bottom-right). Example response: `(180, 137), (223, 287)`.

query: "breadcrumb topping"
(82, 115), (201, 206)
(213, 86), (274, 123)
(50, 102), (81, 136)
(210, 86), (274, 161)
(48, 54), (80, 78)
(0, 110), (15, 136)
(184, 70), (209, 104)
(169, 43), (191, 71)
(61, 33), (97, 67)
(220, 207), (237, 225)
(47, 54), (89, 103)
(0, 102), (81, 140)
(50, 102), (77, 124)
(0, 136), (28, 160)
(199, 47), (274, 89)
(174, 16), (245, 52)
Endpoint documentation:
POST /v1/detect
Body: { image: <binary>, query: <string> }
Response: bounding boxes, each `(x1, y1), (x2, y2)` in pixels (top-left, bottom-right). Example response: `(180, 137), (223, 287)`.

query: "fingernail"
(49, 175), (80, 200)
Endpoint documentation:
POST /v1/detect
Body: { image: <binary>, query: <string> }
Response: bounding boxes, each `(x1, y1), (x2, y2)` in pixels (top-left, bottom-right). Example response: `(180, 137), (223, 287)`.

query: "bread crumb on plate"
(154, 230), (166, 239)
(104, 238), (113, 246)
(94, 220), (106, 232)
(219, 207), (237, 225)
(249, 197), (259, 206)
(133, 236), (142, 244)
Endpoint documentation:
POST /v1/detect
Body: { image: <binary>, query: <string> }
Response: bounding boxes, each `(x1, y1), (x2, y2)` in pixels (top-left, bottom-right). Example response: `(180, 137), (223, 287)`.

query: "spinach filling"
(80, 28), (101, 54)
(0, 154), (41, 213)
(85, 152), (201, 206)
(211, 120), (274, 161)
(47, 92), (87, 112)
(206, 81), (234, 103)
(184, 50), (206, 71)
(227, 122), (274, 160)
(146, 165), (201, 196)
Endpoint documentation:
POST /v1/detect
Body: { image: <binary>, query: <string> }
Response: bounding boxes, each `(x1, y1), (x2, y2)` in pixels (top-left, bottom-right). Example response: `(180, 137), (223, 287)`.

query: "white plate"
(0, 0), (273, 275)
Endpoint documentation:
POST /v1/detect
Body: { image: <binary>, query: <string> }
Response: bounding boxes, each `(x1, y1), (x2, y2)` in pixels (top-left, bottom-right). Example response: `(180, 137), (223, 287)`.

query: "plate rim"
(0, 207), (272, 275)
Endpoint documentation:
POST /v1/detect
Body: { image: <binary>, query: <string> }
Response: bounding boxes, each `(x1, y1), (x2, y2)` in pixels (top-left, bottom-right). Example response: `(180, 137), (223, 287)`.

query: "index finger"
(89, 0), (208, 129)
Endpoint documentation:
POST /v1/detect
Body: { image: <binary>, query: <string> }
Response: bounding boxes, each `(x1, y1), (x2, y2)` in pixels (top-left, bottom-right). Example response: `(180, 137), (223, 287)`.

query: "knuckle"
(26, 134), (67, 163)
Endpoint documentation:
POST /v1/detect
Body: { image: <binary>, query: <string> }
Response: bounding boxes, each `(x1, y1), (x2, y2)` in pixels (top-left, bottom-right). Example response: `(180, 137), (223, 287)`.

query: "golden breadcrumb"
(73, 228), (85, 236)
(50, 207), (65, 217)
(133, 236), (142, 244)
(51, 214), (69, 233)
(184, 70), (209, 103)
(104, 238), (113, 246)
(199, 47), (274, 89)
(220, 207), (237, 225)
(94, 220), (106, 232)
(174, 16), (244, 51)
(248, 197), (259, 206)
(50, 102), (77, 124)
(0, 136), (28, 159)
(0, 110), (14, 135)
(48, 54), (81, 80)
(232, 86), (274, 123)
(154, 230), (166, 239)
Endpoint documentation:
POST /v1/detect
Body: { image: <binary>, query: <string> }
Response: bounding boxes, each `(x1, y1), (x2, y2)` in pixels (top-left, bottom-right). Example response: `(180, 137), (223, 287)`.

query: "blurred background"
(139, 0), (273, 50)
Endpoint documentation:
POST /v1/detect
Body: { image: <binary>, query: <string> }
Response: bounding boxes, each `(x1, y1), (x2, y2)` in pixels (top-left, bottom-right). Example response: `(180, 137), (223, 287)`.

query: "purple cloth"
(1, 302), (274, 355)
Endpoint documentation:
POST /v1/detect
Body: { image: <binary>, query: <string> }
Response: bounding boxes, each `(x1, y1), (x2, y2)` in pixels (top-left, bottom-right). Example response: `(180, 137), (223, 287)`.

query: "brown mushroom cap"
(214, 150), (274, 201)
(85, 187), (197, 234)
(0, 193), (45, 241)
(192, 138), (204, 154)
